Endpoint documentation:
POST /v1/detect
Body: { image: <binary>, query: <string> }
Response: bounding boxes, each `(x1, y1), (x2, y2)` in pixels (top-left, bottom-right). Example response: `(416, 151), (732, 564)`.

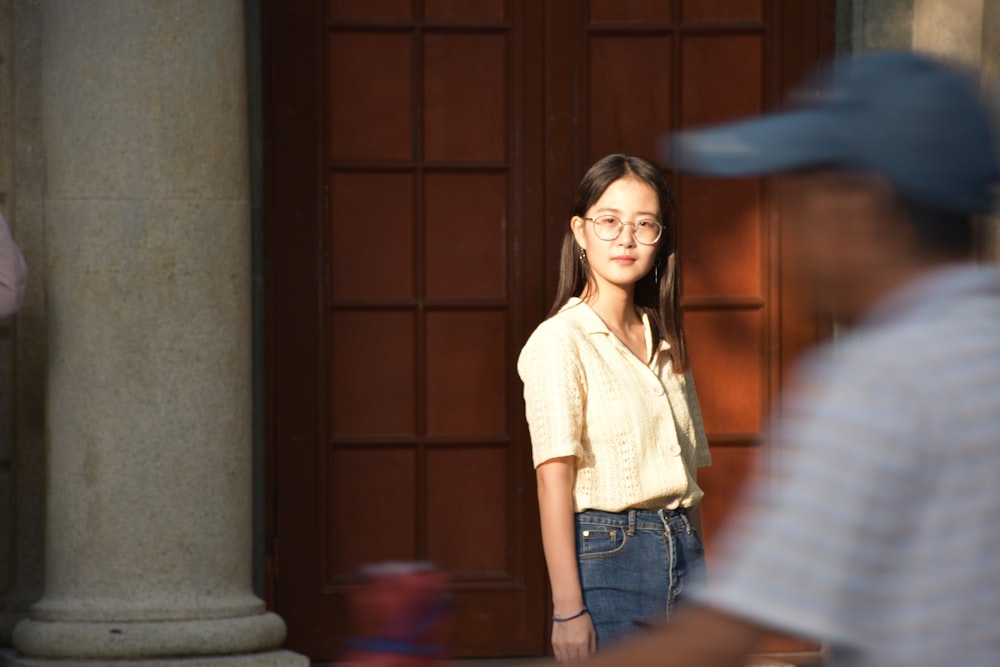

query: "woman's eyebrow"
(593, 206), (660, 218)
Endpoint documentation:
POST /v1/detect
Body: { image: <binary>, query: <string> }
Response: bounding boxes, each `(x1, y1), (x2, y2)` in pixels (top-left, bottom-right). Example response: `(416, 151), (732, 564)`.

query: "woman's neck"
(581, 282), (640, 331)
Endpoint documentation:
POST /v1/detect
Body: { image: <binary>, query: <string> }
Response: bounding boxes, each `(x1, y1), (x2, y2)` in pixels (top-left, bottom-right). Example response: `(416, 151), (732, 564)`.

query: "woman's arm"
(537, 457), (597, 662)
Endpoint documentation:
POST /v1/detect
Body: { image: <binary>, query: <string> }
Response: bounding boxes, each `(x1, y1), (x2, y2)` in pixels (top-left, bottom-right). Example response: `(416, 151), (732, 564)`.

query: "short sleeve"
(517, 322), (586, 468)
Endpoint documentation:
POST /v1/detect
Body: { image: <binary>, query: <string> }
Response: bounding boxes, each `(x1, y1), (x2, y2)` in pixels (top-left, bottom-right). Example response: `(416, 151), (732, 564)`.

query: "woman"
(517, 154), (711, 662)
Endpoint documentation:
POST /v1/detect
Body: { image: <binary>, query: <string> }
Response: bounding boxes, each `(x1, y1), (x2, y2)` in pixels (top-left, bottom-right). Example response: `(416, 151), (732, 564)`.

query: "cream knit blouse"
(517, 298), (711, 512)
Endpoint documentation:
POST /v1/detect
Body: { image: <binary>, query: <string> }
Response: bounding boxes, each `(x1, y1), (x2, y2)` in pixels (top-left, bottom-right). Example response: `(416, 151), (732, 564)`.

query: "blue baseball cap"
(663, 51), (1000, 213)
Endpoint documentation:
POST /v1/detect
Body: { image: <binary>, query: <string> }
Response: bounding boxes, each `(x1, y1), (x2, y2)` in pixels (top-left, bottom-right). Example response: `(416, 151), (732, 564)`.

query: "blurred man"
(576, 51), (1000, 667)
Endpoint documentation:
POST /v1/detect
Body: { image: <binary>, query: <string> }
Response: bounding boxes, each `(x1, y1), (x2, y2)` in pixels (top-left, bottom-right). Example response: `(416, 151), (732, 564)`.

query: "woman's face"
(572, 176), (661, 293)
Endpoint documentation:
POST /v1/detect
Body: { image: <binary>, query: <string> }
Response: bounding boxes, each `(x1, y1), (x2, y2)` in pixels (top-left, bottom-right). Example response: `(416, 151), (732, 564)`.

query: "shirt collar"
(559, 297), (610, 334)
(559, 297), (670, 359)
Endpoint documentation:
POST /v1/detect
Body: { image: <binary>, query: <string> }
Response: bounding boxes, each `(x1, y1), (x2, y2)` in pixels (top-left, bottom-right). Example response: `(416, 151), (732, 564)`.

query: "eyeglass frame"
(581, 215), (664, 246)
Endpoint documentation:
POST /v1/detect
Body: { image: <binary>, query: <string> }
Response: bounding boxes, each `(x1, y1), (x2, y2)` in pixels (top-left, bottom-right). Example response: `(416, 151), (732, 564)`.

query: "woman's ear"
(570, 216), (587, 251)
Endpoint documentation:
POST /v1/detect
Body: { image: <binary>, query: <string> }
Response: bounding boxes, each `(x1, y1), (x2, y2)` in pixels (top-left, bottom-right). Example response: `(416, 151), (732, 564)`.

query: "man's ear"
(869, 191), (921, 259)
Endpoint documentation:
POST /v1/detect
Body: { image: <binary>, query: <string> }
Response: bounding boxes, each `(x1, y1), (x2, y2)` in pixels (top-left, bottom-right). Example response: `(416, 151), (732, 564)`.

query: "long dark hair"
(549, 154), (688, 373)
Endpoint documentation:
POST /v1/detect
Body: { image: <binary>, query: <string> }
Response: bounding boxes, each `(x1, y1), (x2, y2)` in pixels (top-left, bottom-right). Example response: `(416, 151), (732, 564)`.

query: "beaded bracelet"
(552, 608), (589, 623)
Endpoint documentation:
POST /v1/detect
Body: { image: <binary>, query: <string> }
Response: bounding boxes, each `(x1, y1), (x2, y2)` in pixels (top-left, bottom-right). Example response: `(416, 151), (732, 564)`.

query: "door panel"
(424, 34), (507, 161)
(425, 310), (508, 434)
(685, 309), (766, 437)
(267, 0), (833, 660)
(425, 446), (509, 573)
(681, 177), (763, 298)
(423, 173), (507, 299)
(327, 32), (413, 161)
(329, 310), (417, 435)
(588, 35), (674, 159)
(329, 172), (415, 299)
(325, 448), (417, 577)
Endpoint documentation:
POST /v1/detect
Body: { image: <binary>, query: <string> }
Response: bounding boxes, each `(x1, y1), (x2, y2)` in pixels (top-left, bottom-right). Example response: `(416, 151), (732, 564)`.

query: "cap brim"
(659, 108), (850, 176)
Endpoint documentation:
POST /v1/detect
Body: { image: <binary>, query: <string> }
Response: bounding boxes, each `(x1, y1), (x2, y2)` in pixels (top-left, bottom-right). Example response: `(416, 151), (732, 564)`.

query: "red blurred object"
(340, 562), (453, 667)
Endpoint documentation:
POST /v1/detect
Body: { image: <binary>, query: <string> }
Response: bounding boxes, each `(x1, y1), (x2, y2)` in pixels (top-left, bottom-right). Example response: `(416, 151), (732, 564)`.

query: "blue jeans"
(575, 508), (706, 649)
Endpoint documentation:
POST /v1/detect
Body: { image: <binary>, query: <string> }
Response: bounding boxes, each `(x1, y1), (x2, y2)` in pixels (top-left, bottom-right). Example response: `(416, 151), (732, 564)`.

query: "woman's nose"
(617, 223), (638, 246)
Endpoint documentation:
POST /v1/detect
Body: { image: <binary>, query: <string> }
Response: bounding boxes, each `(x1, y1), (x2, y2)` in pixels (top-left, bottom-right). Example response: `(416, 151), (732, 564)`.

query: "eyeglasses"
(583, 215), (663, 245)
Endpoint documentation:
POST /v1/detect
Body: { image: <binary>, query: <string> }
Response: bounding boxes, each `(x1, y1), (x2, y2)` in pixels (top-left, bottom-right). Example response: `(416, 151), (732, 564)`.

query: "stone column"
(913, 0), (985, 65)
(5, 1), (305, 664)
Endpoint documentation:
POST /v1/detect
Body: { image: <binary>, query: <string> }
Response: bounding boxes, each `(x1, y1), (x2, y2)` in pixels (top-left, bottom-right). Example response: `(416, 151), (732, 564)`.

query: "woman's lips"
(612, 256), (637, 264)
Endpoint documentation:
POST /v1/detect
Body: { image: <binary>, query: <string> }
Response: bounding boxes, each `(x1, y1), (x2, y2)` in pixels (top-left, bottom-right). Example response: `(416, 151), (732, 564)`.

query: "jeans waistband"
(575, 507), (692, 535)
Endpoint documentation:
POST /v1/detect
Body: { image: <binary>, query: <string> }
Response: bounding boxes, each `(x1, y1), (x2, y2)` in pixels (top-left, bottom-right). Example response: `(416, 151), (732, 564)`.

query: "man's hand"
(564, 605), (765, 667)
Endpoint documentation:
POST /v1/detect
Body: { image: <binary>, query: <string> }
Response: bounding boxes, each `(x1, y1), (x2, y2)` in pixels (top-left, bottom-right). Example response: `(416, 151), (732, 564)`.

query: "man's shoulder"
(790, 275), (1000, 442)
(843, 269), (1000, 367)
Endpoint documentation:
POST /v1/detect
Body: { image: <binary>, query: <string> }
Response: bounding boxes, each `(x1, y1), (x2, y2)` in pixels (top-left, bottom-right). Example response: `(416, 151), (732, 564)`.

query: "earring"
(653, 263), (660, 284)
(579, 248), (587, 263)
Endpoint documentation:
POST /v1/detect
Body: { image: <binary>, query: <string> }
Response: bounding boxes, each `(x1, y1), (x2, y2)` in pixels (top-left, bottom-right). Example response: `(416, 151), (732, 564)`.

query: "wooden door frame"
(261, 0), (325, 625)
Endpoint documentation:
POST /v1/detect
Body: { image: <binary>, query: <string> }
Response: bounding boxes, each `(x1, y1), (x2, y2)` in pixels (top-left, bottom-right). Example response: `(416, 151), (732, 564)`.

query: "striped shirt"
(693, 266), (1000, 667)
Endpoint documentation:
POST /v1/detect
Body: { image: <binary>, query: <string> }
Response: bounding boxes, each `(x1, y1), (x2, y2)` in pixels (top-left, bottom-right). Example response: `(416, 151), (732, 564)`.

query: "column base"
(0, 649), (309, 667)
(10, 613), (293, 661)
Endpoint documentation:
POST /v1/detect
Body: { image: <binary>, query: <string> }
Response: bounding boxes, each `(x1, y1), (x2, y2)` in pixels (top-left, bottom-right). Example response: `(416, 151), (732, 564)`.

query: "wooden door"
(266, 0), (548, 659)
(541, 2), (832, 654)
(265, 0), (833, 661)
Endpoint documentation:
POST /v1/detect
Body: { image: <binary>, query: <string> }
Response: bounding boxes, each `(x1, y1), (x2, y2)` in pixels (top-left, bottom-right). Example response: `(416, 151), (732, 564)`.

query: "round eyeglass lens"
(592, 216), (662, 244)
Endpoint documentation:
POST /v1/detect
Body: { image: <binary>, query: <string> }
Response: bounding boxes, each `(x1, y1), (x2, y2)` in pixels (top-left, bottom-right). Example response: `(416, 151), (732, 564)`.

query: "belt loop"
(627, 509), (636, 536)
(680, 509), (693, 535)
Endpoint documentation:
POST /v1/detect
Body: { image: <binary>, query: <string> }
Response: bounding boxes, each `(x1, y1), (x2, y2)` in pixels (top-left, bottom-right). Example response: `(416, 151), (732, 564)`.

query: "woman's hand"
(552, 611), (597, 663)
